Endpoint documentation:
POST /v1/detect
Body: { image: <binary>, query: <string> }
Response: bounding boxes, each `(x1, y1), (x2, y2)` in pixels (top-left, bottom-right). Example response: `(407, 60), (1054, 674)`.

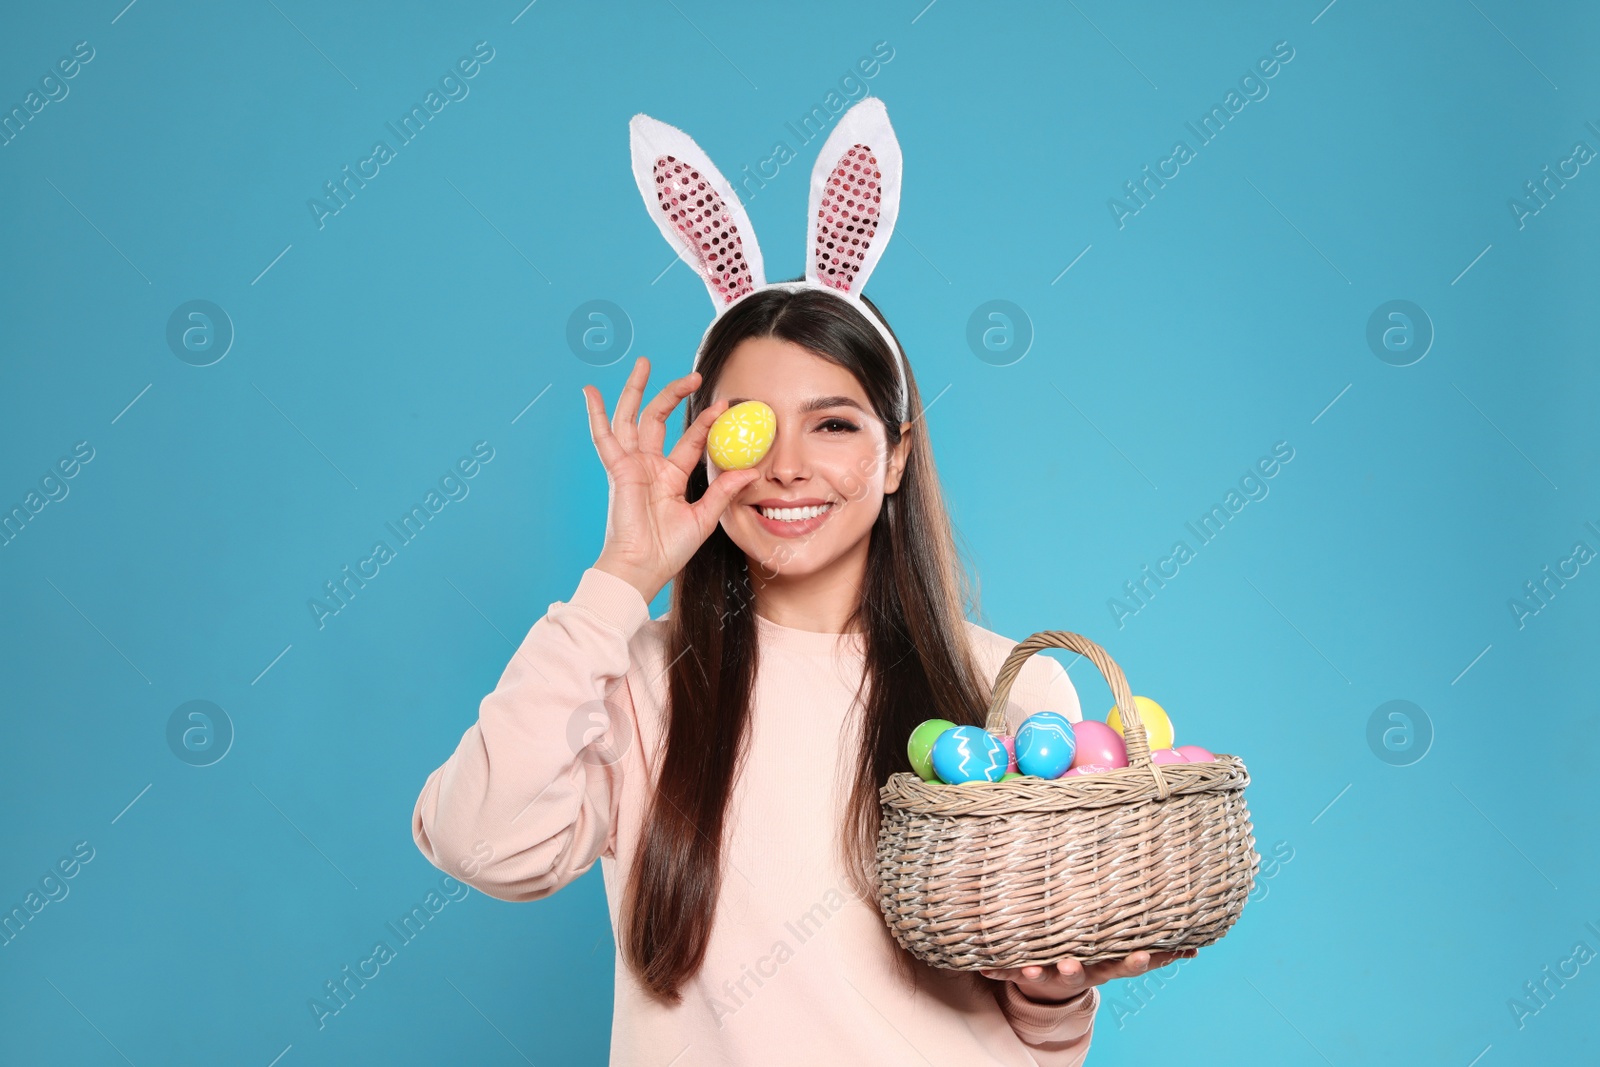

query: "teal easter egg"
(1016, 711), (1077, 779)
(931, 726), (1008, 784)
(907, 718), (957, 782)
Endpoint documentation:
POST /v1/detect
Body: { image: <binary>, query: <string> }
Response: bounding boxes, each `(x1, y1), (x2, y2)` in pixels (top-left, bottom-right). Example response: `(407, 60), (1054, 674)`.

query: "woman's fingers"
(665, 397), (731, 476)
(581, 384), (626, 470)
(1083, 950), (1165, 985)
(980, 963), (1070, 983)
(1106, 951), (1154, 979)
(982, 949), (1194, 989)
(1054, 959), (1087, 981)
(610, 357), (651, 451)
(638, 370), (701, 456)
(691, 467), (761, 532)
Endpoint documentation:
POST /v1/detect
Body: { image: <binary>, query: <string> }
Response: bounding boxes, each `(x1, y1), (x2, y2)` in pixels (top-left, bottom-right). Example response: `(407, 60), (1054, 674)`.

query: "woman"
(411, 285), (1187, 1064)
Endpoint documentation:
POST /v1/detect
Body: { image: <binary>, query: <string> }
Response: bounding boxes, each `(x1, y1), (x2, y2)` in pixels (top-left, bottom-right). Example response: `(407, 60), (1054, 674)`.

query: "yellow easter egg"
(707, 401), (776, 470)
(1107, 695), (1174, 752)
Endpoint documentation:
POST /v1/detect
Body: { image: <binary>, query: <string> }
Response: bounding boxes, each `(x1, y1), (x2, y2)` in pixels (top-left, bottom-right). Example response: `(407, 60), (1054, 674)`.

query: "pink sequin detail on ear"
(814, 144), (881, 294)
(653, 155), (753, 305)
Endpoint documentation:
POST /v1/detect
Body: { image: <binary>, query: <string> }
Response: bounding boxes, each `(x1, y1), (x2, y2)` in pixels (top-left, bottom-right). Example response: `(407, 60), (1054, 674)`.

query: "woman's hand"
(980, 948), (1197, 1006)
(582, 357), (761, 604)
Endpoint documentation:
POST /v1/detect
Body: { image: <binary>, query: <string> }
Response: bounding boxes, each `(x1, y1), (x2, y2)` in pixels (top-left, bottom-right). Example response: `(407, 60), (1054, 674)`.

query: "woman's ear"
(885, 421), (913, 494)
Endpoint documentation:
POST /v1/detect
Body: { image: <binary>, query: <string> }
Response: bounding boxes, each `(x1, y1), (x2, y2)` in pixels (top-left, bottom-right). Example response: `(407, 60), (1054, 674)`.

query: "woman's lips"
(748, 502), (836, 538)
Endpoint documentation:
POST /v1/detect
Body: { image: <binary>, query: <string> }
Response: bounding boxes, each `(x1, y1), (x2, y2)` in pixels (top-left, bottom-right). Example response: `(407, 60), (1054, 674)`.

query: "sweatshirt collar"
(754, 610), (866, 653)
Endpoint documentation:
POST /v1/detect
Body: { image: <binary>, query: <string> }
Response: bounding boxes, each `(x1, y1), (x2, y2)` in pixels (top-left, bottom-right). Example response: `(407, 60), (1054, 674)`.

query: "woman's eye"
(818, 418), (859, 434)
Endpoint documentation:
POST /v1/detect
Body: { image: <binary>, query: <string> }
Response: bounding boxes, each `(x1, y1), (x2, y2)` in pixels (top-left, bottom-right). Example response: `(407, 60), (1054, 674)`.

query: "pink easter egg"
(1176, 744), (1215, 763)
(1000, 735), (1019, 774)
(1063, 763), (1114, 777)
(1070, 721), (1129, 769)
(1150, 747), (1187, 765)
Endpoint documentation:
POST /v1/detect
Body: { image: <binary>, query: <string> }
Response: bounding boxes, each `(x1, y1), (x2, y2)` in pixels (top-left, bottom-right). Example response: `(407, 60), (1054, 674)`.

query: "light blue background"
(2, 1), (1595, 1064)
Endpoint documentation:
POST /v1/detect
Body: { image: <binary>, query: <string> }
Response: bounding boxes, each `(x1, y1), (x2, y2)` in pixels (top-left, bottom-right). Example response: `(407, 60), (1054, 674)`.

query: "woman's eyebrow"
(801, 396), (867, 414)
(726, 395), (866, 414)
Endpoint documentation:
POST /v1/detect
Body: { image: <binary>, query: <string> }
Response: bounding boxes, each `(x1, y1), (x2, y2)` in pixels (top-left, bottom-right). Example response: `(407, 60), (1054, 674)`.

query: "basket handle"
(984, 631), (1171, 792)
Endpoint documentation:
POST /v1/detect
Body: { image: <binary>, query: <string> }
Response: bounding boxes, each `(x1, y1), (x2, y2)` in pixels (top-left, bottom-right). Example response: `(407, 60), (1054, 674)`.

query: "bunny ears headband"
(628, 97), (909, 423)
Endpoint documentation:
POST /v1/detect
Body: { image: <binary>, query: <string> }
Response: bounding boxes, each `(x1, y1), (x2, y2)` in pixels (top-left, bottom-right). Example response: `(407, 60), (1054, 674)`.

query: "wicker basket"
(875, 631), (1258, 970)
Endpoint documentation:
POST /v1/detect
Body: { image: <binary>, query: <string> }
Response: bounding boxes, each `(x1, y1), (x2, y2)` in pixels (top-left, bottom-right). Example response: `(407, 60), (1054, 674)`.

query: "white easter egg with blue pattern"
(930, 726), (1008, 784)
(1016, 711), (1077, 779)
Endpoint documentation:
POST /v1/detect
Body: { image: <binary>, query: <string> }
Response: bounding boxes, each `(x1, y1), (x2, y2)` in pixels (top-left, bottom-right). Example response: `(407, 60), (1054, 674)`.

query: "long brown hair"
(619, 285), (994, 1001)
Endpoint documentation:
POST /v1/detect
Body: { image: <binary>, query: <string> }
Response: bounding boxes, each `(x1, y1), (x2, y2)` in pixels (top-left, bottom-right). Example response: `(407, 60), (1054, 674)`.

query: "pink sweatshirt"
(412, 567), (1099, 1065)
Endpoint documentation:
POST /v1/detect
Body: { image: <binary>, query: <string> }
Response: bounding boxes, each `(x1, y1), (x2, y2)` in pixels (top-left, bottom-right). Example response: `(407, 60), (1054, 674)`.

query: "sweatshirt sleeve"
(995, 984), (1099, 1066)
(412, 567), (652, 902)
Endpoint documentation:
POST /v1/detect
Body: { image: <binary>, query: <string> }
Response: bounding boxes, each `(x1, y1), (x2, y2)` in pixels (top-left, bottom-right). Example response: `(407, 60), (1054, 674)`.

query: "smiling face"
(707, 335), (911, 583)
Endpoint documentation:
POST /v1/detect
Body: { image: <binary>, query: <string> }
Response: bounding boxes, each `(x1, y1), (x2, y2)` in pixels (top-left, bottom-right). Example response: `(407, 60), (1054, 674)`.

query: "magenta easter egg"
(1151, 748), (1187, 765)
(1070, 720), (1129, 769)
(1176, 744), (1215, 763)
(1000, 735), (1019, 774)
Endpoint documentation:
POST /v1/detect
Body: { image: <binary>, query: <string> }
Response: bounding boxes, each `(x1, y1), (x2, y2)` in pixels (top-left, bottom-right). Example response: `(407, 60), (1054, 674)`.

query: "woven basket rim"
(881, 753), (1250, 814)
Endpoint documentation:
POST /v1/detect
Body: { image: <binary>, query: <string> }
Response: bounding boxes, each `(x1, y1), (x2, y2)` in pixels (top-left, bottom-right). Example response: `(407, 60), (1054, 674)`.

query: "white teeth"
(759, 503), (832, 522)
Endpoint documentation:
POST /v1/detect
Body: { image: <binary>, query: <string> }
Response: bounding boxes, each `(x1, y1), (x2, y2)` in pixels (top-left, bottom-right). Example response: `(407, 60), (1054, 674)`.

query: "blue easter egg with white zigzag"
(930, 726), (1008, 784)
(1016, 711), (1077, 779)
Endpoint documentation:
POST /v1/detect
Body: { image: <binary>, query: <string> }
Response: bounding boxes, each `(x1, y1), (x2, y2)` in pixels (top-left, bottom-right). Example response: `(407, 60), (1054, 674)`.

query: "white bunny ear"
(805, 97), (901, 296)
(629, 113), (766, 309)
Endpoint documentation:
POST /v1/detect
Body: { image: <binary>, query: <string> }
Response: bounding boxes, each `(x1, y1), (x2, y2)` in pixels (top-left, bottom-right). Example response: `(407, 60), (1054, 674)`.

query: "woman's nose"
(762, 422), (806, 481)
